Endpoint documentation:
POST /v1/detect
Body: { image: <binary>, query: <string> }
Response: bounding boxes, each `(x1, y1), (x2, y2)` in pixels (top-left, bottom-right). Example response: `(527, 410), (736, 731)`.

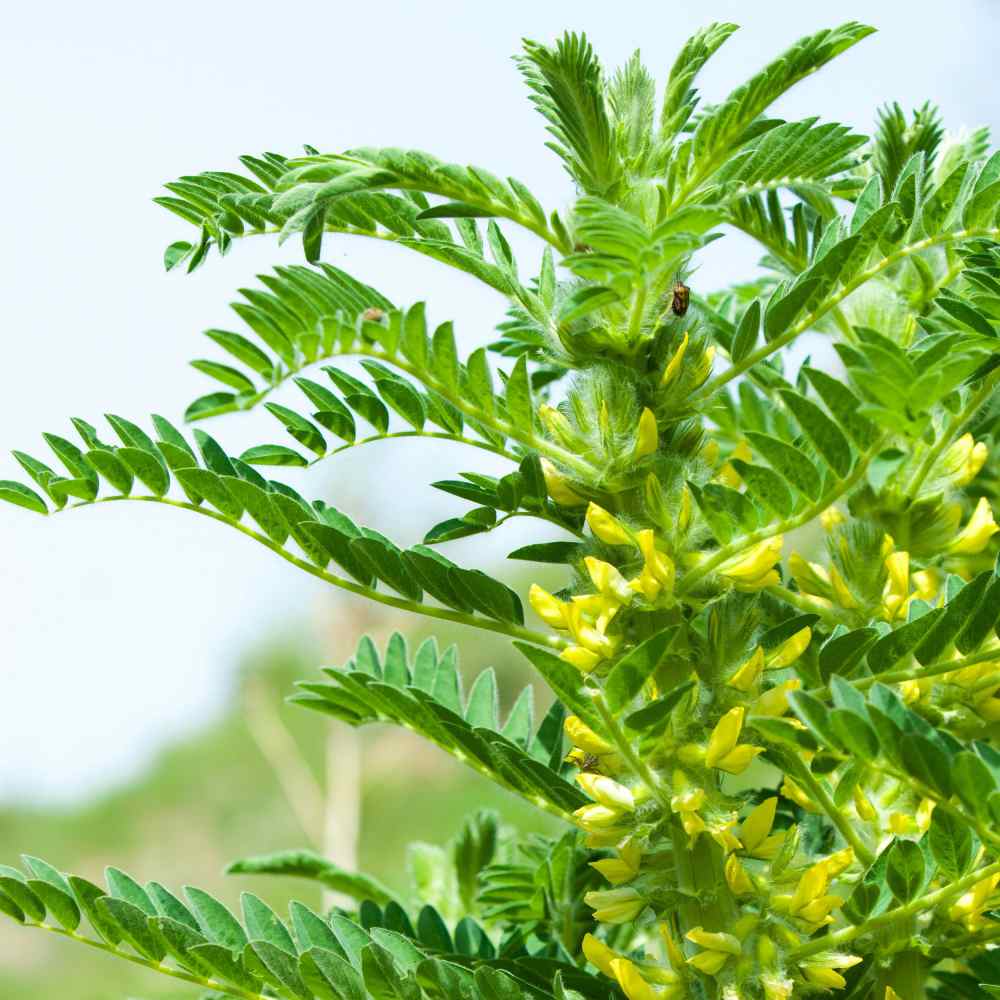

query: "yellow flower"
(942, 433), (990, 487)
(528, 583), (568, 628)
(767, 627), (812, 669)
(882, 549), (910, 620)
(659, 923), (686, 971)
(635, 408), (659, 459)
(799, 954), (862, 990)
(586, 503), (632, 545)
(948, 497), (999, 555)
(718, 536), (784, 591)
(740, 797), (777, 856)
(754, 678), (801, 717)
(661, 331), (689, 386)
(829, 566), (858, 609)
(541, 458), (586, 506)
(885, 989), (903, 1000)
(578, 773), (635, 812)
(561, 645), (602, 674)
(590, 842), (642, 885)
(574, 803), (627, 831)
(853, 785), (877, 822)
(774, 852), (852, 927)
(725, 853), (754, 895)
(820, 507), (846, 531)
(565, 716), (613, 755)
(582, 933), (619, 977)
(782, 777), (820, 813)
(629, 529), (676, 602)
(686, 927), (741, 976)
(584, 887), (646, 923)
(609, 958), (659, 1000)
(728, 647), (764, 692)
(564, 599), (618, 657)
(705, 707), (764, 774)
(585, 557), (634, 605)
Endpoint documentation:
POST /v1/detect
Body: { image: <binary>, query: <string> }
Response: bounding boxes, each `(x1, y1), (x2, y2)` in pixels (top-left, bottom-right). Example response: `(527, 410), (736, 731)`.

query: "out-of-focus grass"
(0, 615), (557, 999)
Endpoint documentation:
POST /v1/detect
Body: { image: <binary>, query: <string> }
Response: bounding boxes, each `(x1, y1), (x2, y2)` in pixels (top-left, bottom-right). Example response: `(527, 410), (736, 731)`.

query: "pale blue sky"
(2, 0), (998, 801)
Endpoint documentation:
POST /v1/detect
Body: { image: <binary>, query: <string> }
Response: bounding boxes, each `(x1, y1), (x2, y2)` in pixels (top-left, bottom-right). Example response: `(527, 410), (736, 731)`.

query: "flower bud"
(728, 646), (764, 692)
(661, 331), (689, 386)
(584, 887), (645, 923)
(528, 583), (568, 628)
(541, 458), (586, 507)
(740, 796), (777, 855)
(948, 497), (999, 555)
(578, 773), (635, 812)
(565, 716), (613, 755)
(561, 645), (602, 674)
(635, 407), (659, 459)
(586, 503), (632, 545)
(766, 627), (812, 669)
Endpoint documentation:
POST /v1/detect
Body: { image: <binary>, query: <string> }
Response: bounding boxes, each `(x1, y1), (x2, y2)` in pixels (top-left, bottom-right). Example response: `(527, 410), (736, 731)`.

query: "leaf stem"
(28, 923), (267, 1000)
(790, 764), (875, 866)
(83, 495), (565, 651)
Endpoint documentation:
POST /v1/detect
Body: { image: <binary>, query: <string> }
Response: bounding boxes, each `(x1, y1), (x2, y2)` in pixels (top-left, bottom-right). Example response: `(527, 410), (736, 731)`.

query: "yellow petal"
(586, 503), (632, 545)
(661, 331), (689, 386)
(529, 583), (568, 629)
(561, 645), (602, 674)
(715, 744), (765, 774)
(706, 707), (744, 767)
(949, 497), (999, 554)
(541, 458), (586, 506)
(686, 927), (742, 956)
(728, 646), (764, 692)
(741, 797), (777, 854)
(610, 958), (659, 1000)
(577, 773), (635, 812)
(565, 716), (613, 755)
(582, 933), (619, 977)
(687, 950), (730, 974)
(586, 556), (634, 604)
(767, 627), (812, 669)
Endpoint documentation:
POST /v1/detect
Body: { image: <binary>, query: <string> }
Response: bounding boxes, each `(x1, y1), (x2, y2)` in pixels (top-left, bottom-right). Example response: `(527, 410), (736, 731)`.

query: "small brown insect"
(578, 753), (602, 773)
(671, 281), (690, 317)
(362, 306), (385, 322)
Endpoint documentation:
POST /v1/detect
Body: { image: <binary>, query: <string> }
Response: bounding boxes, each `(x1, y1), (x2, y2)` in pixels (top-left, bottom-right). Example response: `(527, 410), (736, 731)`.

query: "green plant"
(3, 18), (1000, 1000)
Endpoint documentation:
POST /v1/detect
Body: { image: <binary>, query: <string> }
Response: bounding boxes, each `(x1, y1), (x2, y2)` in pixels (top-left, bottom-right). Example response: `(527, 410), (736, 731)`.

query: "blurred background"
(1, 0), (998, 995)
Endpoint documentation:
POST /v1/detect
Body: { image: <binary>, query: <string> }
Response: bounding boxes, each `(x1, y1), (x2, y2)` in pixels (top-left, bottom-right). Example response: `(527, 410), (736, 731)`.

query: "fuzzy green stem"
(791, 765), (875, 866)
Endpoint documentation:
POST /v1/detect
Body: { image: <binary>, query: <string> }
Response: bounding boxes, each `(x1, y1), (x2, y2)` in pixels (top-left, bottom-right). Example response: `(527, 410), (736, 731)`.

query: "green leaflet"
(293, 634), (585, 820)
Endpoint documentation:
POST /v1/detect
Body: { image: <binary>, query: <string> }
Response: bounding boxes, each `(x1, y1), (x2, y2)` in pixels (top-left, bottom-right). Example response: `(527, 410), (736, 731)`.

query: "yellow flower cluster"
(789, 537), (937, 622)
(771, 848), (854, 930)
(529, 504), (676, 673)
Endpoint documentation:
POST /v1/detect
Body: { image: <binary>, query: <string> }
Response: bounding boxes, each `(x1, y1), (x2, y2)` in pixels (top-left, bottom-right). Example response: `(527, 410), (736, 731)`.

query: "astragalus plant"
(4, 18), (1000, 1000)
